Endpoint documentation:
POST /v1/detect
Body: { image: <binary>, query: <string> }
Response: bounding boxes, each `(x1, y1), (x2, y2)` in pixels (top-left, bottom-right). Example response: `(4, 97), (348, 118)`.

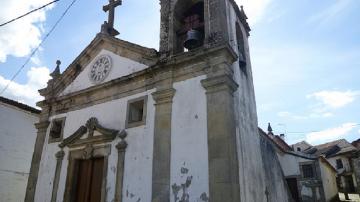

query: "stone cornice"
(37, 43), (237, 115)
(152, 88), (176, 105)
(35, 121), (50, 130)
(228, 0), (251, 36)
(201, 75), (239, 94)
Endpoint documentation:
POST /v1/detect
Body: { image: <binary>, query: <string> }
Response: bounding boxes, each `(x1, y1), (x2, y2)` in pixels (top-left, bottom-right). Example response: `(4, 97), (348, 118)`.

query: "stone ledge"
(152, 88), (176, 105)
(201, 75), (238, 94)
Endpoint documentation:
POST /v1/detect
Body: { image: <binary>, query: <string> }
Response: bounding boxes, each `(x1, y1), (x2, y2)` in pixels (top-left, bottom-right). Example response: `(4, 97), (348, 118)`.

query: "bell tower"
(159, 0), (245, 56)
(155, 1), (269, 202)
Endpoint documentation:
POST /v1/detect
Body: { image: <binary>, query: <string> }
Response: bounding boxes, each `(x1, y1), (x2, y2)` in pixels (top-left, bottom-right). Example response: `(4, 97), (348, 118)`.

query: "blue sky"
(0, 0), (359, 145)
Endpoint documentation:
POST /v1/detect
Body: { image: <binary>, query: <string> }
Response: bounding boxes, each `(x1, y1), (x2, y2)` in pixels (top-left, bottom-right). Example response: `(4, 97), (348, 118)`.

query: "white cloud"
(0, 0), (55, 62)
(321, 112), (334, 118)
(277, 111), (333, 120)
(306, 122), (357, 143)
(0, 67), (51, 107)
(235, 0), (272, 25)
(307, 90), (359, 109)
(358, 129), (360, 134)
(277, 111), (291, 117)
(307, 0), (352, 25)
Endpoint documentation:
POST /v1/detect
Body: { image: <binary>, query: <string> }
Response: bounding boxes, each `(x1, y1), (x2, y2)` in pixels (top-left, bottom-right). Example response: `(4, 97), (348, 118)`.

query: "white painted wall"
(226, 2), (269, 201)
(170, 76), (209, 202)
(0, 103), (39, 202)
(319, 161), (338, 201)
(34, 90), (155, 202)
(277, 153), (314, 177)
(60, 49), (148, 96)
(327, 156), (352, 173)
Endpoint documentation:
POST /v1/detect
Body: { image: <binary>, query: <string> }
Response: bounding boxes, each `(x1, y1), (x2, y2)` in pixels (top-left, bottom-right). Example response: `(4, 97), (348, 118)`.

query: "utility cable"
(0, 0), (78, 96)
(0, 0), (60, 27)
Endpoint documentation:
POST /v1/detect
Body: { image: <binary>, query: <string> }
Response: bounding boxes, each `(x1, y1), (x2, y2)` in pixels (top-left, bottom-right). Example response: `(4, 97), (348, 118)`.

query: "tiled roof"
(304, 139), (357, 157)
(0, 96), (40, 114)
(352, 139), (360, 149)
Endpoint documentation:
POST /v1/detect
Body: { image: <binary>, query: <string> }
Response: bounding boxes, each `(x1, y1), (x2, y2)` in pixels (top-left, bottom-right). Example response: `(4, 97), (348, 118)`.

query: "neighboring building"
(0, 96), (40, 201)
(295, 139), (360, 195)
(352, 150), (360, 195)
(352, 139), (360, 149)
(292, 141), (312, 152)
(262, 128), (339, 202)
(25, 1), (290, 202)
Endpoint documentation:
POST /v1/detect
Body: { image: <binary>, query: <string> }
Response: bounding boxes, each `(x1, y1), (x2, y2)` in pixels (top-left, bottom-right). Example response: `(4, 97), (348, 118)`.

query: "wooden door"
(286, 178), (300, 202)
(74, 158), (104, 202)
(345, 175), (355, 193)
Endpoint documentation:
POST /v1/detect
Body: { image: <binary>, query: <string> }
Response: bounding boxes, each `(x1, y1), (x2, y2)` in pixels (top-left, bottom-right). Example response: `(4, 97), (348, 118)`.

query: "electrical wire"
(0, 0), (78, 96)
(0, 0), (60, 27)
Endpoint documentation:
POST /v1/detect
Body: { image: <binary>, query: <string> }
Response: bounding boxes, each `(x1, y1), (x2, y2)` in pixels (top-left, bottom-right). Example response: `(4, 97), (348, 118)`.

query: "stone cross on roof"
(101, 0), (122, 37)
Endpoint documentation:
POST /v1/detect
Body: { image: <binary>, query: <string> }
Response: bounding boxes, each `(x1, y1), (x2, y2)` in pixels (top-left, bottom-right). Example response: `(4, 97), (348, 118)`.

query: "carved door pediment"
(59, 117), (125, 148)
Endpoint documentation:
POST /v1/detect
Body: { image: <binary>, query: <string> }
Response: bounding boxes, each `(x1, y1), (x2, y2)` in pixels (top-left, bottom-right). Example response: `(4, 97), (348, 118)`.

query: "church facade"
(25, 0), (290, 202)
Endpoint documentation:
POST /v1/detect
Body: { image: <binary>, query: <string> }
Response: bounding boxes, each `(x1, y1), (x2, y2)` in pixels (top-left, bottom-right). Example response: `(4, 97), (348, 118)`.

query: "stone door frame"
(63, 144), (111, 202)
(56, 117), (126, 202)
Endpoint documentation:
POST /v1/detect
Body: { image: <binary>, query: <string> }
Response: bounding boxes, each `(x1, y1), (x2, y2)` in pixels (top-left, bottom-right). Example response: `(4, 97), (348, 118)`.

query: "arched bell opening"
(173, 0), (205, 53)
(235, 22), (247, 74)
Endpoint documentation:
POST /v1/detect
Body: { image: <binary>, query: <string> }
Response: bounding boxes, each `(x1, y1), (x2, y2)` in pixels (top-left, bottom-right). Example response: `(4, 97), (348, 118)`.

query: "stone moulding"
(37, 44), (236, 117)
(201, 74), (239, 94)
(59, 117), (121, 148)
(151, 88), (176, 105)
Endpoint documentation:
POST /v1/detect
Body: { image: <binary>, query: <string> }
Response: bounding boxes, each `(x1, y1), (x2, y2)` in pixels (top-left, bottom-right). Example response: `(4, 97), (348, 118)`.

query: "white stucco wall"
(34, 90), (155, 202)
(170, 76), (209, 202)
(0, 103), (39, 202)
(60, 49), (148, 96)
(226, 2), (270, 201)
(277, 153), (314, 177)
(319, 161), (338, 201)
(327, 156), (352, 173)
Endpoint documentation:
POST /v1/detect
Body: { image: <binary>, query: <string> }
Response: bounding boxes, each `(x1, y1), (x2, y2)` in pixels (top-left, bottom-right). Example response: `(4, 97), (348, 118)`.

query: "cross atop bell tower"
(101, 0), (122, 37)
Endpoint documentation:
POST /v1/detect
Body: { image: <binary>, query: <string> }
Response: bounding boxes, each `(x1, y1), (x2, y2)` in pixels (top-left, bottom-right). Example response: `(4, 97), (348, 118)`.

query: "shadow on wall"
(259, 134), (293, 202)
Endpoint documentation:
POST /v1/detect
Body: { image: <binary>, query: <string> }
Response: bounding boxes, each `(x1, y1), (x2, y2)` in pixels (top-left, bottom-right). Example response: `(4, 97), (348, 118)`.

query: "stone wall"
(352, 154), (360, 194)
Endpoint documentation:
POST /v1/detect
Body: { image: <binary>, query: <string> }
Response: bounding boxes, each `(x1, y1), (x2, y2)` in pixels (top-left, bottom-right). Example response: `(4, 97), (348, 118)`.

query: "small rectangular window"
(126, 96), (147, 128)
(336, 159), (343, 169)
(301, 164), (315, 179)
(49, 117), (66, 143)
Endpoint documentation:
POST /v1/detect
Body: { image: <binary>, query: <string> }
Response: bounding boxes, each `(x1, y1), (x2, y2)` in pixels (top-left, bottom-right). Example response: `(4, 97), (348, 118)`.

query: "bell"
(238, 52), (246, 67)
(184, 29), (202, 50)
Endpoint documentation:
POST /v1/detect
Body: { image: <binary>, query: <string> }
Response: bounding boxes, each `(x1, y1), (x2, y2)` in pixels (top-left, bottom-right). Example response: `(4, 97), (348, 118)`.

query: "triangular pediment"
(40, 33), (158, 98)
(59, 117), (126, 148)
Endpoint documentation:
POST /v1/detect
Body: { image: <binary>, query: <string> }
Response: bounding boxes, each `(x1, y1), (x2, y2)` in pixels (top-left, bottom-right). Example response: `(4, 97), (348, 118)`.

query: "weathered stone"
(151, 88), (175, 202)
(24, 120), (50, 202)
(201, 74), (240, 202)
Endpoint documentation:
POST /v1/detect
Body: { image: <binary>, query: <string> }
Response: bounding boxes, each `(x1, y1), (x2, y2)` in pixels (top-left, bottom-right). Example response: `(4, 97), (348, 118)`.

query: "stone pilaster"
(51, 150), (65, 202)
(25, 120), (50, 202)
(114, 131), (128, 202)
(204, 0), (229, 46)
(159, 0), (171, 55)
(201, 75), (240, 202)
(151, 88), (175, 202)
